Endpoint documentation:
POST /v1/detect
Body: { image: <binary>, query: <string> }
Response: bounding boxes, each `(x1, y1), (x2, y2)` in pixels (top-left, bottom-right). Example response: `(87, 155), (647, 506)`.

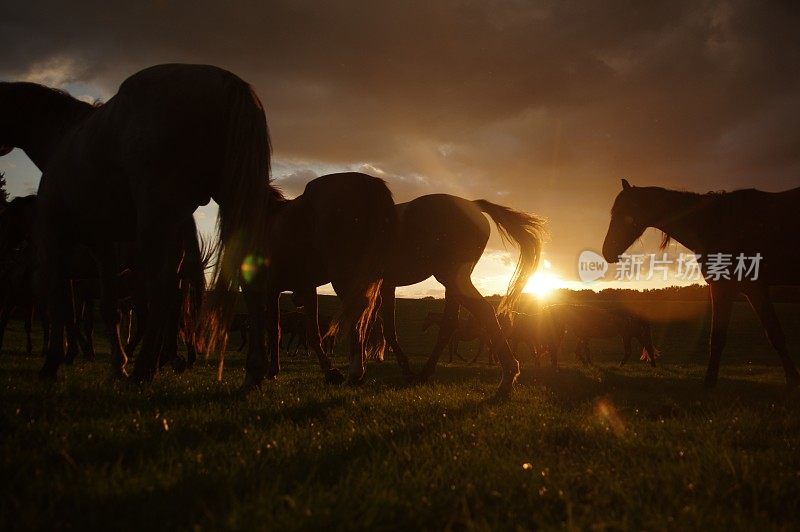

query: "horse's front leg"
(39, 276), (68, 379)
(296, 288), (344, 384)
(419, 293), (460, 381)
(265, 291), (281, 379)
(129, 221), (180, 384)
(620, 335), (632, 366)
(347, 322), (367, 385)
(241, 286), (268, 389)
(744, 284), (800, 387)
(705, 282), (734, 389)
(24, 303), (33, 356)
(91, 245), (128, 377)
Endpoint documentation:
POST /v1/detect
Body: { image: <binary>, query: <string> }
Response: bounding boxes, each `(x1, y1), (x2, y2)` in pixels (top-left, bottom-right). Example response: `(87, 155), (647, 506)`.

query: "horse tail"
(323, 180), (396, 359)
(473, 199), (547, 314)
(201, 79), (273, 356)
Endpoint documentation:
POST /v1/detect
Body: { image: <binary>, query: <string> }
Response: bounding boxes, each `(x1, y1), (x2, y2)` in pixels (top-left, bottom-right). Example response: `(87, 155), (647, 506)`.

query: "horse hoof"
(402, 371), (418, 385)
(346, 372), (366, 386)
(171, 356), (188, 374)
(703, 377), (718, 390)
(38, 366), (58, 381)
(237, 381), (261, 396)
(325, 368), (345, 385)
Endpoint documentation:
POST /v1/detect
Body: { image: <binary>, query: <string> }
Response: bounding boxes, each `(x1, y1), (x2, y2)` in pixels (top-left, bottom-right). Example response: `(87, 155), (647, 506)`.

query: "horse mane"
(1, 82), (95, 126)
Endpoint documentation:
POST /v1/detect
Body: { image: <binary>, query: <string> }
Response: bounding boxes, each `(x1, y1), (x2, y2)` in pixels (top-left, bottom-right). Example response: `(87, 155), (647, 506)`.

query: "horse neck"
(645, 189), (712, 253)
(10, 87), (93, 170)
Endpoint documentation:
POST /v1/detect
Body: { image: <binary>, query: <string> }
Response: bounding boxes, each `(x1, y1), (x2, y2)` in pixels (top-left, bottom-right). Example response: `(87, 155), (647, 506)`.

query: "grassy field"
(1, 296), (800, 530)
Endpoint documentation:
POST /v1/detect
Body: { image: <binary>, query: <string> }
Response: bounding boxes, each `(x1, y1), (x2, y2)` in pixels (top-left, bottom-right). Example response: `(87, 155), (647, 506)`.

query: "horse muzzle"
(0, 145), (13, 156)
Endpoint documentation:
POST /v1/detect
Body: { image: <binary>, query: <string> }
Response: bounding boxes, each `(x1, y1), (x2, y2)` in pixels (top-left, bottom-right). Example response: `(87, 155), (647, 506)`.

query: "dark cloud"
(1, 0), (799, 279)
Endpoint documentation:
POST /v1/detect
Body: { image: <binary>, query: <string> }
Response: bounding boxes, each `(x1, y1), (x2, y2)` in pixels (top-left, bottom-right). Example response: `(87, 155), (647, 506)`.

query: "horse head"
(602, 179), (652, 263)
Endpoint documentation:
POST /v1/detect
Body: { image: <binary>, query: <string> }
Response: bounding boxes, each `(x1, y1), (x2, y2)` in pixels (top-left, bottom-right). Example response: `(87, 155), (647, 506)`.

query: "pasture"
(2, 295), (800, 530)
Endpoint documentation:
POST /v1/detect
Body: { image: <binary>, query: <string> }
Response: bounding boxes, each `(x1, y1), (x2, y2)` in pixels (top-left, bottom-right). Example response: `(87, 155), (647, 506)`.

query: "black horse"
(603, 179), (800, 388)
(1, 64), (272, 383)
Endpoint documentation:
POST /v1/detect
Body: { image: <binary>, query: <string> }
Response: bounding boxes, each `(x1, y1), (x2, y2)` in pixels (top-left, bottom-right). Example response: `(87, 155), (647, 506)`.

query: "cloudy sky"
(1, 1), (798, 296)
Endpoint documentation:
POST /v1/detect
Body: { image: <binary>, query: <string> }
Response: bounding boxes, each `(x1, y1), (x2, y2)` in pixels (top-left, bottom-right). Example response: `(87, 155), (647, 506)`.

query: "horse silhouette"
(603, 179), (800, 388)
(542, 303), (656, 368)
(381, 194), (546, 394)
(0, 194), (208, 370)
(229, 172), (395, 388)
(1, 64), (272, 383)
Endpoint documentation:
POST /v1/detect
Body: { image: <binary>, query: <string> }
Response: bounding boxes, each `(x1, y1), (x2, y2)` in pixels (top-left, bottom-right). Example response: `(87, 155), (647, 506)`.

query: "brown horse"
(381, 194), (546, 395)
(603, 180), (800, 388)
(542, 303), (656, 368)
(1, 64), (272, 383)
(233, 172), (396, 388)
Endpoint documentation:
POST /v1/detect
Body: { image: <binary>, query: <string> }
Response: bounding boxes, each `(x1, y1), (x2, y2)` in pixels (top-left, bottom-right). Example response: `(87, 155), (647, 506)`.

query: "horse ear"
(621, 178), (632, 190)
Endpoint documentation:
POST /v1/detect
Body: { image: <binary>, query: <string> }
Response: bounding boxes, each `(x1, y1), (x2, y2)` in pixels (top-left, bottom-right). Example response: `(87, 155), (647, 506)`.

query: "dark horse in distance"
(543, 303), (656, 367)
(0, 64), (273, 384)
(603, 179), (800, 388)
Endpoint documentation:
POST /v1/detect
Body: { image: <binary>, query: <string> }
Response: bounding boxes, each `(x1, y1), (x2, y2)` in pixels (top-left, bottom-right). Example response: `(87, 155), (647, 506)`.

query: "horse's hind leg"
(453, 280), (519, 395)
(745, 285), (800, 387)
(419, 293), (460, 381)
(380, 284), (415, 381)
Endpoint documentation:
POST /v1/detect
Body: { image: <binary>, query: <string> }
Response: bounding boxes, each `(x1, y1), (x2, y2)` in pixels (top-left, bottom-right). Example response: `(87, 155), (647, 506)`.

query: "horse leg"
(296, 287), (344, 384)
(241, 286), (269, 389)
(40, 310), (50, 357)
(63, 282), (81, 365)
(83, 297), (96, 360)
(419, 294), (460, 381)
(129, 221), (180, 383)
(160, 286), (188, 374)
(125, 299), (146, 357)
(24, 304), (33, 356)
(237, 327), (247, 352)
(266, 291), (281, 379)
(0, 307), (9, 354)
(745, 285), (800, 387)
(620, 335), (632, 366)
(92, 246), (128, 378)
(347, 321), (367, 385)
(705, 283), (734, 389)
(458, 286), (519, 396)
(379, 286), (413, 380)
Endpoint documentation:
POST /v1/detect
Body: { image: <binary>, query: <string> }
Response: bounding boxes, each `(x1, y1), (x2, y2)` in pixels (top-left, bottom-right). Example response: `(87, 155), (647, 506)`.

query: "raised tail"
(473, 199), (547, 313)
(201, 79), (274, 355)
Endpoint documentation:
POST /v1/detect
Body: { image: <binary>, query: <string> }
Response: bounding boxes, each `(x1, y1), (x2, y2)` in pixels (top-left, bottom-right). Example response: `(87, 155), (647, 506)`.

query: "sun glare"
(524, 259), (563, 298)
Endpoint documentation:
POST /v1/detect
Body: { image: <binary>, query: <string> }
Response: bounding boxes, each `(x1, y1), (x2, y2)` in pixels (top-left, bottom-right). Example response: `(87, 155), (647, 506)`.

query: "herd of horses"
(0, 63), (798, 397)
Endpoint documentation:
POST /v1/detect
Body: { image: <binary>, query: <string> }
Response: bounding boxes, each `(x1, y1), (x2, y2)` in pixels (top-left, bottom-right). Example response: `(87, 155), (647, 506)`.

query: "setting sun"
(524, 260), (563, 298)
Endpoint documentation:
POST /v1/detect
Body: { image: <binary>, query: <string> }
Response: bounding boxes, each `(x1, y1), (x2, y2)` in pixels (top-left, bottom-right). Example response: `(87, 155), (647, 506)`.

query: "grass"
(1, 297), (800, 530)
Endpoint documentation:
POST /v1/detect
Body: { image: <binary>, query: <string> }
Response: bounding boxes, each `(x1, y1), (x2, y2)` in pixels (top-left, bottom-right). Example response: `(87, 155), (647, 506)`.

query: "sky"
(1, 1), (798, 297)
